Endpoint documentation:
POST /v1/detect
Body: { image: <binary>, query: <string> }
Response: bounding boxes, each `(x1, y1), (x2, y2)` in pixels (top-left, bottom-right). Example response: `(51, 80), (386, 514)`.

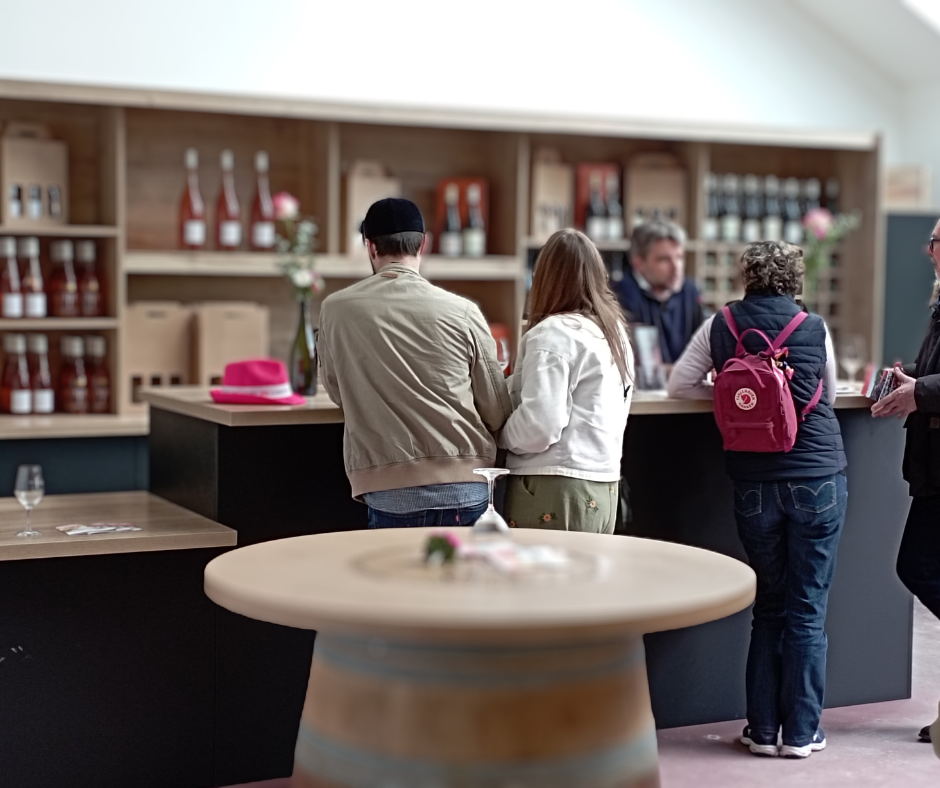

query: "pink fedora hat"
(210, 359), (307, 406)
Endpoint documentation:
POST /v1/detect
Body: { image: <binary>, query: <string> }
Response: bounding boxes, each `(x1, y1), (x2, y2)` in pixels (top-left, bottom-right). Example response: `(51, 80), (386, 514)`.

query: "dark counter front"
(146, 389), (912, 785)
(624, 407), (911, 728)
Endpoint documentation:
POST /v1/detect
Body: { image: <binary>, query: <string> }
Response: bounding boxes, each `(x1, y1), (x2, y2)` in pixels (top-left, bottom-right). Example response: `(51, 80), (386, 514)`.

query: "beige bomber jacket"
(317, 263), (512, 498)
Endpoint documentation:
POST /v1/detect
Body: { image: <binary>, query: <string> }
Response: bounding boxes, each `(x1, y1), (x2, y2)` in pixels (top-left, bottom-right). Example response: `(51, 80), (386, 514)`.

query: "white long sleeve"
(667, 313), (839, 403)
(499, 348), (572, 455)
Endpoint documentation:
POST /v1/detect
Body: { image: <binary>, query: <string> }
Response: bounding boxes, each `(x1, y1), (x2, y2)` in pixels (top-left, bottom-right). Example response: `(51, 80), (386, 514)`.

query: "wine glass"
(839, 334), (867, 384)
(14, 464), (44, 537)
(471, 468), (511, 535)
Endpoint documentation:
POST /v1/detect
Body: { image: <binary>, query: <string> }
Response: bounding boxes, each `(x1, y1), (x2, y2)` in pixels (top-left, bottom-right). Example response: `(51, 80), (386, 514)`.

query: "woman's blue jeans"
(732, 473), (847, 747)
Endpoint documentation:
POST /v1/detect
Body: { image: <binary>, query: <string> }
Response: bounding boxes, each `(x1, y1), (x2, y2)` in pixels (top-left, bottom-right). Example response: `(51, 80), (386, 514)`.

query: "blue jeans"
(732, 473), (847, 747)
(367, 501), (488, 529)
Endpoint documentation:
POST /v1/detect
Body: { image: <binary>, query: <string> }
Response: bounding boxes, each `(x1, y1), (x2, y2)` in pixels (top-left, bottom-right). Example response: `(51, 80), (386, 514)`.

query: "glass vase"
(290, 299), (318, 396)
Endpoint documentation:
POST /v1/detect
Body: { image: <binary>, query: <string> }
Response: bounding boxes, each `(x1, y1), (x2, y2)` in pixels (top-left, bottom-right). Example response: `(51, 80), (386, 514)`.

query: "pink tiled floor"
(226, 604), (940, 788)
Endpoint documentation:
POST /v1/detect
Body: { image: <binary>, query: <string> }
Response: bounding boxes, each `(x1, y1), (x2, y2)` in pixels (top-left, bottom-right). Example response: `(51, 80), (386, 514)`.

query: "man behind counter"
(614, 219), (705, 364)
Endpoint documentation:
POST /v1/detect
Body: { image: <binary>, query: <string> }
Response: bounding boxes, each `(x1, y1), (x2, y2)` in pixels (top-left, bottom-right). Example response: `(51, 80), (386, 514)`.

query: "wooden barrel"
(290, 632), (660, 788)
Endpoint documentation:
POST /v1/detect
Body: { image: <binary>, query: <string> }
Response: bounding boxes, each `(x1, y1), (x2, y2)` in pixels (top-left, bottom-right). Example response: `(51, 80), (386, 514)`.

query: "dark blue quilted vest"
(710, 293), (846, 481)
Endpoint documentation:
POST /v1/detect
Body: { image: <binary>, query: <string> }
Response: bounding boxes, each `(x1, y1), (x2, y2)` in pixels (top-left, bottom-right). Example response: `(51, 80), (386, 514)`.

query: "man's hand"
(872, 367), (918, 419)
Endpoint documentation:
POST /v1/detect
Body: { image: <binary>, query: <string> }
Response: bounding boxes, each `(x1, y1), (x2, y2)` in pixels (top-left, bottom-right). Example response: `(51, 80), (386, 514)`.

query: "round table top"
(205, 529), (755, 643)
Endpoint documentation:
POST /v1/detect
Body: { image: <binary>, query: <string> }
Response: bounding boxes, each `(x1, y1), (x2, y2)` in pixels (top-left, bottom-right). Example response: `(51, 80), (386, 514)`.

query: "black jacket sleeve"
(915, 374), (940, 413)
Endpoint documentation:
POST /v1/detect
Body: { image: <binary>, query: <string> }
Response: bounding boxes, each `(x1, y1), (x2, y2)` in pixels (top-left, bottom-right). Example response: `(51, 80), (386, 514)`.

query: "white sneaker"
(740, 726), (778, 757)
(781, 729), (827, 758)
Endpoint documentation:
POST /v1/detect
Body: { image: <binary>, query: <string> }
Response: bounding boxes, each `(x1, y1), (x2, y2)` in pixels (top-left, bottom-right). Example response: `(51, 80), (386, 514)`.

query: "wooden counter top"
(0, 491), (236, 561)
(145, 383), (872, 426)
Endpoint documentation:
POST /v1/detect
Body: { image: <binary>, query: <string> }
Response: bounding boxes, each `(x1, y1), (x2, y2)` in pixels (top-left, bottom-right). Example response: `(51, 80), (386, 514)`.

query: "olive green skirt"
(503, 475), (618, 534)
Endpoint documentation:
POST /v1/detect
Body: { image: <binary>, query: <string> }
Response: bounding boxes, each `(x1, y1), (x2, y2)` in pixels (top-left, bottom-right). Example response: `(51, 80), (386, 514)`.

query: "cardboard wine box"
(122, 302), (192, 413)
(192, 302), (270, 387)
(530, 148), (574, 242)
(625, 153), (688, 232)
(344, 160), (401, 255)
(0, 122), (69, 227)
(434, 176), (489, 256)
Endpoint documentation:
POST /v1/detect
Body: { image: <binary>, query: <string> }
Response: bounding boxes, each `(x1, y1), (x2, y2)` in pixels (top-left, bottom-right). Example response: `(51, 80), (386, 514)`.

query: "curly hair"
(741, 241), (804, 296)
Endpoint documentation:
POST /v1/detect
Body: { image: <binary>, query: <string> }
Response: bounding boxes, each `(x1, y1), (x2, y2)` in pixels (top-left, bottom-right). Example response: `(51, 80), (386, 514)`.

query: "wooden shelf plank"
(123, 251), (524, 281)
(0, 413), (148, 440)
(0, 318), (119, 331)
(0, 225), (119, 238)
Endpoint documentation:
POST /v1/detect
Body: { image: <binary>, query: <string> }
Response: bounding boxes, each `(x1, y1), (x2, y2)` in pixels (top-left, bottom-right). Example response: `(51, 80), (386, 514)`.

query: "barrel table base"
(290, 633), (660, 788)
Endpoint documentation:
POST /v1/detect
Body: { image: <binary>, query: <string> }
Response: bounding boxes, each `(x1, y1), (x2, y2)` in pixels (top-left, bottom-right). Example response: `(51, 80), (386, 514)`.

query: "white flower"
(291, 269), (314, 289)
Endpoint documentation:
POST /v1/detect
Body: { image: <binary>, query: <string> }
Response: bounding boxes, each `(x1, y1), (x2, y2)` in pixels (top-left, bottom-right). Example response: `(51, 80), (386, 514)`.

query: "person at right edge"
(872, 216), (940, 745)
(669, 241), (846, 759)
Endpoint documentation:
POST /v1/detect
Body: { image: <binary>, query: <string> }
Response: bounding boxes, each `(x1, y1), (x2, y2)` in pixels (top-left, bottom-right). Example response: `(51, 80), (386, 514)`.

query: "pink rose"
(272, 192), (300, 221)
(803, 207), (835, 241)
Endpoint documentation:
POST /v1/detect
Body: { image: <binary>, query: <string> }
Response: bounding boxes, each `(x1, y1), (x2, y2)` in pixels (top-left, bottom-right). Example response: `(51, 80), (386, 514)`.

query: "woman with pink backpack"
(669, 240), (845, 759)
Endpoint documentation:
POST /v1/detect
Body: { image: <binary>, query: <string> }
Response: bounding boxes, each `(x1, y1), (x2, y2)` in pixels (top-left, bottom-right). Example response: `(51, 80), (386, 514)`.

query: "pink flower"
(443, 531), (462, 548)
(803, 207), (835, 241)
(273, 192), (300, 221)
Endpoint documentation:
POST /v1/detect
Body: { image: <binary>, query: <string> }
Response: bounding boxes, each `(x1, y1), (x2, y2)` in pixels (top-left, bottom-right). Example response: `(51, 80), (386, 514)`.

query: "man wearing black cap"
(317, 198), (512, 528)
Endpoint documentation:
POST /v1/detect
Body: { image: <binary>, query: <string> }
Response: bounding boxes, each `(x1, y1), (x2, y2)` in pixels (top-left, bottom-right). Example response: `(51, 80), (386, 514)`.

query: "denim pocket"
(788, 477), (838, 514)
(733, 482), (762, 517)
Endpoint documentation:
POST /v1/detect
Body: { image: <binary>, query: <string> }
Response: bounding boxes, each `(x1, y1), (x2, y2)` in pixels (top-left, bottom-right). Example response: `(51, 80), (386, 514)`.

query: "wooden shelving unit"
(0, 79), (884, 438)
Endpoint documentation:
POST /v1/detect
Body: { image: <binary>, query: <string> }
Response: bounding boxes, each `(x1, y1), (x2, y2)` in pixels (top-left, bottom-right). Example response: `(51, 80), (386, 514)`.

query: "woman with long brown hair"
(499, 228), (634, 533)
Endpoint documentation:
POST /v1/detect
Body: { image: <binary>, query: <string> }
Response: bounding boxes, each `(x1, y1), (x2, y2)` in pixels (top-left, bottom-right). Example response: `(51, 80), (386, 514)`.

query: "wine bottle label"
(702, 218), (719, 242)
(252, 222), (276, 249)
(586, 216), (607, 242)
(220, 220), (242, 247)
(720, 215), (742, 242)
(462, 228), (486, 258)
(607, 217), (625, 240)
(2, 293), (23, 318)
(784, 220), (803, 244)
(762, 217), (783, 242)
(439, 232), (463, 257)
(25, 293), (46, 318)
(9, 200), (21, 218)
(742, 219), (762, 244)
(28, 199), (42, 219)
(10, 389), (31, 414)
(32, 389), (54, 414)
(184, 220), (207, 246)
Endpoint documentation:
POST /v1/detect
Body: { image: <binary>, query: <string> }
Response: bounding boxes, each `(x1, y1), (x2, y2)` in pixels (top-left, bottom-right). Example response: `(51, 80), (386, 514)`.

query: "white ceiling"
(790, 0), (940, 84)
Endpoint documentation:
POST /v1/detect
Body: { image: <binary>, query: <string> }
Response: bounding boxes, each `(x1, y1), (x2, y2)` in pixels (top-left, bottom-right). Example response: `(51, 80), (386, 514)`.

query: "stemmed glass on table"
(839, 333), (867, 384)
(471, 468), (511, 535)
(14, 464), (44, 537)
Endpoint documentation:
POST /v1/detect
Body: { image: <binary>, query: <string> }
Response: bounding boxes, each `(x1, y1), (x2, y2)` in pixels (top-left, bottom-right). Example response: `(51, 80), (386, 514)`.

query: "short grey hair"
(631, 219), (687, 259)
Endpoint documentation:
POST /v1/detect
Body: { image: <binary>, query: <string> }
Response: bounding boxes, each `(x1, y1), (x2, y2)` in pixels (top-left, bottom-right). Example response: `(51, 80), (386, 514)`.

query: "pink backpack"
(713, 306), (824, 453)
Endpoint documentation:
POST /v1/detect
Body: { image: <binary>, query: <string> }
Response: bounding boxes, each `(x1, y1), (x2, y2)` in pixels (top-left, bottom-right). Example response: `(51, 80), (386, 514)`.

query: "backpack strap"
(771, 310), (809, 352)
(721, 307), (777, 357)
(720, 306), (740, 340)
(800, 379), (824, 422)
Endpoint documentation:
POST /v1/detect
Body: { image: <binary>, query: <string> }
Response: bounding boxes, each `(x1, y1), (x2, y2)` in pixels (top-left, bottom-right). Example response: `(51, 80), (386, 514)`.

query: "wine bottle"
(17, 237), (46, 318)
(439, 183), (463, 256)
(741, 174), (763, 243)
(76, 240), (102, 317)
(8, 185), (22, 219)
(782, 177), (803, 244)
(702, 173), (720, 242)
(216, 149), (242, 251)
(803, 178), (821, 214)
(179, 148), (207, 250)
(463, 184), (486, 257)
(585, 172), (607, 242)
(57, 335), (88, 414)
(289, 300), (317, 395)
(762, 175), (783, 242)
(48, 186), (63, 220)
(0, 237), (23, 319)
(1, 333), (31, 414)
(27, 185), (42, 219)
(825, 177), (841, 215)
(84, 335), (110, 414)
(49, 240), (80, 318)
(27, 333), (53, 414)
(719, 174), (742, 242)
(249, 151), (276, 251)
(606, 173), (624, 240)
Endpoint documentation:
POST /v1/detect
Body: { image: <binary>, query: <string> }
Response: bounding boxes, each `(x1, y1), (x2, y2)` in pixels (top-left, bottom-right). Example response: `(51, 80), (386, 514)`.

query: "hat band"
(215, 382), (295, 399)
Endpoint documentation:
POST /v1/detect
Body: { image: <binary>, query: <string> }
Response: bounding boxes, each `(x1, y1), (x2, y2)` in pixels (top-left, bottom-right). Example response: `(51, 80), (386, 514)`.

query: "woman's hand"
(872, 367), (918, 419)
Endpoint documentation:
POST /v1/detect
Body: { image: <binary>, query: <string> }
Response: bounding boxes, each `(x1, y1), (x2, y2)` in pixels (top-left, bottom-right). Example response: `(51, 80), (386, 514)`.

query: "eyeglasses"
(930, 237), (940, 254)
